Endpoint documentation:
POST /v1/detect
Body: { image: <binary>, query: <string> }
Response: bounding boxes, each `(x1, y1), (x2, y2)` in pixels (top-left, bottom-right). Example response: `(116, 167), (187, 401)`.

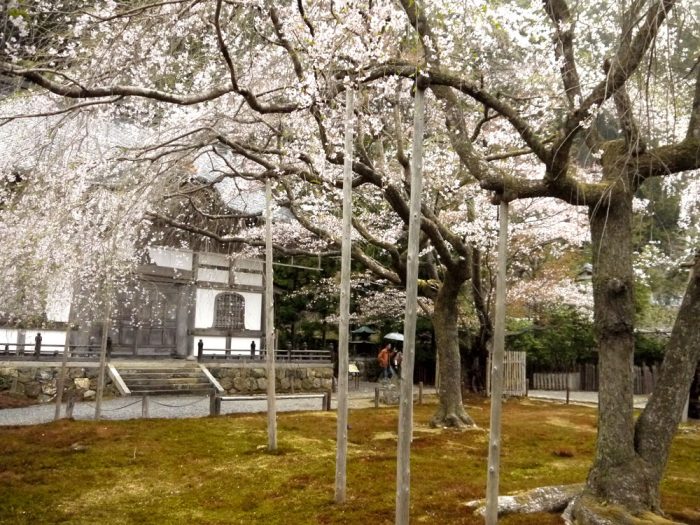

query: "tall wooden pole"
(94, 293), (113, 421)
(265, 176), (278, 451)
(335, 87), (354, 503)
(485, 201), (509, 525)
(53, 325), (72, 420)
(395, 77), (426, 525)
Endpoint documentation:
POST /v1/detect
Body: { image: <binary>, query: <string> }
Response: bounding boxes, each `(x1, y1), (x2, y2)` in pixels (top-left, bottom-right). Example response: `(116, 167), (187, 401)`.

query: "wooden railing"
(0, 343), (102, 360)
(198, 347), (331, 363)
(1, 342), (332, 364)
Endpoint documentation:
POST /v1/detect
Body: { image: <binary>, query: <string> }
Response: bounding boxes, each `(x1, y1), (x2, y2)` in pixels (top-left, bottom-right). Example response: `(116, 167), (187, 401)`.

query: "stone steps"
(113, 365), (216, 396)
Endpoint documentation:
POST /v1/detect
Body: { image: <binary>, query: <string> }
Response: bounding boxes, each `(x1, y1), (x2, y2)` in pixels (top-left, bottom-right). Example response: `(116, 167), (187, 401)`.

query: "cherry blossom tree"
(383, 0), (700, 521)
(2, 0), (699, 522)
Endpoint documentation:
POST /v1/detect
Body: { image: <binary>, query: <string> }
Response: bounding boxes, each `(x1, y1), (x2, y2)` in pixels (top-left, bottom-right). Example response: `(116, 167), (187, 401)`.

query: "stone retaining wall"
(209, 364), (334, 395)
(0, 363), (334, 403)
(0, 366), (118, 402)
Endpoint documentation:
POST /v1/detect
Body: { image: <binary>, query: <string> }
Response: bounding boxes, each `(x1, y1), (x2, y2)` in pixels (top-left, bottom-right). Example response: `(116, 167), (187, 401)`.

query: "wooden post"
(396, 76), (426, 525)
(375, 387), (380, 408)
(94, 292), (113, 421)
(264, 176), (278, 451)
(335, 87), (354, 504)
(54, 326), (73, 420)
(485, 201), (509, 525)
(418, 382), (424, 405)
(142, 396), (149, 418)
(209, 392), (217, 416)
(66, 394), (75, 419)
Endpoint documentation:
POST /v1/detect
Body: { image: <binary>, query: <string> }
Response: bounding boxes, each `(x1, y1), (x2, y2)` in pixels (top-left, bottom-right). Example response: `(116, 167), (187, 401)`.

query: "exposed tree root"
(429, 407), (477, 429)
(466, 487), (686, 525)
(465, 484), (584, 517)
(567, 494), (687, 525)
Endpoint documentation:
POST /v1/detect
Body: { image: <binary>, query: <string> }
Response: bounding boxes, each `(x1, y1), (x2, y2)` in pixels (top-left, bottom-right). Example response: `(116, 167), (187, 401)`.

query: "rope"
(83, 399), (143, 412)
(149, 396), (209, 408)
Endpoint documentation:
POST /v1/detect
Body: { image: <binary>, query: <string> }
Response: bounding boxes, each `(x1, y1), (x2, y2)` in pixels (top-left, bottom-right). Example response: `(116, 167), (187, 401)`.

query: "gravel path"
(0, 381), (430, 426)
(0, 394), (331, 426)
(4, 386), (652, 427)
(527, 389), (648, 409)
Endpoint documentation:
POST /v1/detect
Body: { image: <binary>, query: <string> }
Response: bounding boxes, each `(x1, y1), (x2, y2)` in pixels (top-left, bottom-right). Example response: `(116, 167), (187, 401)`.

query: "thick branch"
(543, 0), (583, 109)
(280, 180), (402, 284)
(145, 210), (327, 256)
(687, 59), (700, 140)
(362, 64), (552, 165)
(613, 85), (646, 154)
(635, 252), (700, 481)
(0, 63), (297, 113)
(560, 0), (676, 141)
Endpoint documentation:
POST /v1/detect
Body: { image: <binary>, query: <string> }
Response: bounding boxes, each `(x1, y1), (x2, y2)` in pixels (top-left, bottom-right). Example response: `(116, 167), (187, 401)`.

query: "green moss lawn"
(1, 395), (698, 524)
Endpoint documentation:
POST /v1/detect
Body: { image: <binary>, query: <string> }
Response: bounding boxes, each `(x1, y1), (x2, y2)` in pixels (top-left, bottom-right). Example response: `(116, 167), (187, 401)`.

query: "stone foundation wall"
(209, 365), (334, 395)
(0, 363), (334, 402)
(0, 366), (118, 402)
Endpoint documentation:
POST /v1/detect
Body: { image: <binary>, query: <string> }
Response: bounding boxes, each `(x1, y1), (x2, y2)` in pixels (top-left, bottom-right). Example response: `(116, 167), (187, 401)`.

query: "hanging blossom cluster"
(0, 94), (170, 321)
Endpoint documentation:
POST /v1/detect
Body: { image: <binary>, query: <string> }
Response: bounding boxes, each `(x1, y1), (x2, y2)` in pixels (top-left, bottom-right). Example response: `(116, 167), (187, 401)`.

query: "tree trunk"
(576, 167), (700, 521)
(634, 252), (700, 502)
(582, 184), (657, 512)
(469, 245), (492, 393)
(430, 271), (475, 428)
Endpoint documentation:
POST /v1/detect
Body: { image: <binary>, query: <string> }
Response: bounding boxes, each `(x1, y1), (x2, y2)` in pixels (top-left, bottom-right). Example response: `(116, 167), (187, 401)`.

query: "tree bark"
(576, 153), (700, 520)
(634, 252), (700, 503)
(430, 269), (476, 428)
(580, 167), (659, 515)
(469, 245), (492, 392)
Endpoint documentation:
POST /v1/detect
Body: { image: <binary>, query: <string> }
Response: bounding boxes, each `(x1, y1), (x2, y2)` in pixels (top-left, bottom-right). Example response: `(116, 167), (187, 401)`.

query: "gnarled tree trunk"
(573, 155), (700, 523)
(582, 183), (657, 514)
(430, 269), (476, 428)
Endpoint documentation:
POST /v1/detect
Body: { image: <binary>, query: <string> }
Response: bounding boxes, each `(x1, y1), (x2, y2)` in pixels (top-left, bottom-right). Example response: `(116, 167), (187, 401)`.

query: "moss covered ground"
(0, 395), (698, 524)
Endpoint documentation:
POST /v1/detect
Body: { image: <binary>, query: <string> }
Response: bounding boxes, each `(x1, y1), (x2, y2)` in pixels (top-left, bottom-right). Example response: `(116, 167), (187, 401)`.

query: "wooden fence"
(531, 363), (659, 395)
(532, 372), (580, 391)
(487, 351), (527, 397)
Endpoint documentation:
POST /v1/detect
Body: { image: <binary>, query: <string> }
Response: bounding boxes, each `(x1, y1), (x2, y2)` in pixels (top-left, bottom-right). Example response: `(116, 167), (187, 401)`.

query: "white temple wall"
(194, 289), (262, 330)
(148, 246), (193, 271)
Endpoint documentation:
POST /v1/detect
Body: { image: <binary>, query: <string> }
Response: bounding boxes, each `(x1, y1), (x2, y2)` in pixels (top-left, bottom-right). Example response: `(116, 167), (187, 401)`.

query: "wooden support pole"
(66, 394), (75, 419)
(375, 387), (380, 408)
(396, 77), (426, 525)
(209, 392), (218, 416)
(335, 87), (354, 504)
(264, 176), (278, 451)
(54, 326), (72, 421)
(485, 201), (509, 525)
(142, 396), (149, 418)
(94, 293), (113, 421)
(418, 382), (424, 405)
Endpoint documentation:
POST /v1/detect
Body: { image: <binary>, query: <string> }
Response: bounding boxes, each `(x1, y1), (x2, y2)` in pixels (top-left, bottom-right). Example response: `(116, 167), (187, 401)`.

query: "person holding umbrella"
(377, 342), (393, 380)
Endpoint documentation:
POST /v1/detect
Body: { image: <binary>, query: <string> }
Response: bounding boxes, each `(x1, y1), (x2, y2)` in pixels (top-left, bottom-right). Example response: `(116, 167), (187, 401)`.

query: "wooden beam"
(265, 176), (278, 451)
(485, 202), (509, 525)
(335, 87), (354, 503)
(396, 78), (426, 525)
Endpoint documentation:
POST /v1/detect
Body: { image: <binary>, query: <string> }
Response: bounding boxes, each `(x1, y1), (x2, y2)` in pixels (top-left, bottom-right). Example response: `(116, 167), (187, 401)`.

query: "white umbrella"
(383, 332), (404, 341)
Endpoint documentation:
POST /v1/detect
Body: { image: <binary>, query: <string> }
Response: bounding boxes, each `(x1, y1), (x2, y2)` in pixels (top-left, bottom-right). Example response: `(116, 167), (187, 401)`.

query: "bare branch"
(687, 58), (700, 140)
(613, 85), (646, 154)
(0, 96), (124, 127)
(0, 63), (297, 113)
(542, 0), (583, 109)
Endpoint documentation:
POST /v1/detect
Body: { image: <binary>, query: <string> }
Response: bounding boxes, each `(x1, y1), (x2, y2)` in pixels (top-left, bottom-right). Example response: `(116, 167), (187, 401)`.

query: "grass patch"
(1, 395), (698, 524)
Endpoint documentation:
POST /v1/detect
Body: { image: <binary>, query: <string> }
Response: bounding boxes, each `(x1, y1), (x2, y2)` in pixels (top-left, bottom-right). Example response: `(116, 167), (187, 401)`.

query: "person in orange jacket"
(377, 343), (392, 380)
